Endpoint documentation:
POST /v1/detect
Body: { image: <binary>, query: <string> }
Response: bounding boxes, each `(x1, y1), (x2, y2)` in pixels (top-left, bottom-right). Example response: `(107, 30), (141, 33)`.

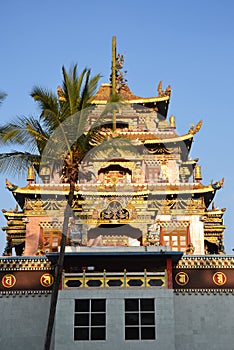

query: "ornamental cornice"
(157, 220), (190, 228)
(39, 222), (63, 229)
(176, 256), (234, 269)
(174, 289), (234, 295)
(0, 258), (51, 271)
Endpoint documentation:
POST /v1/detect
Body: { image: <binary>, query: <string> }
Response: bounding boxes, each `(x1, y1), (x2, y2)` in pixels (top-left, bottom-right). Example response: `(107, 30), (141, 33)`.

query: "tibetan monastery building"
(0, 39), (233, 350)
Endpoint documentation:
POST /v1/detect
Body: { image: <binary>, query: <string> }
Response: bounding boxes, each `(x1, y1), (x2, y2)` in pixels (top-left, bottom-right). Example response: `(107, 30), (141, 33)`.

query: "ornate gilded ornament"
(40, 273), (54, 287)
(175, 272), (189, 286)
(212, 271), (227, 286)
(100, 201), (129, 221)
(189, 120), (202, 135)
(2, 274), (16, 288)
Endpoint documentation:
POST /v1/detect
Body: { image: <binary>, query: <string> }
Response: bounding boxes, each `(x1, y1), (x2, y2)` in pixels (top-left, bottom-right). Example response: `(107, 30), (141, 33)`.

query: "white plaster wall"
(189, 215), (204, 254)
(167, 160), (180, 183)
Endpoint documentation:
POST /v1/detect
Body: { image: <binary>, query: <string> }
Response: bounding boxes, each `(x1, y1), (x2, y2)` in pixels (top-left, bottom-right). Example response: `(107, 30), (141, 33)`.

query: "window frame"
(124, 298), (156, 341)
(74, 299), (106, 341)
(161, 227), (188, 252)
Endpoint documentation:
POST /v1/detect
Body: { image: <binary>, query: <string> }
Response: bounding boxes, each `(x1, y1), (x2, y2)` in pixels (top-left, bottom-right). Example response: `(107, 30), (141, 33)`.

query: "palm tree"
(0, 67), (101, 350)
(1, 39), (129, 349)
(0, 65), (101, 177)
(0, 115), (48, 176)
(31, 66), (101, 350)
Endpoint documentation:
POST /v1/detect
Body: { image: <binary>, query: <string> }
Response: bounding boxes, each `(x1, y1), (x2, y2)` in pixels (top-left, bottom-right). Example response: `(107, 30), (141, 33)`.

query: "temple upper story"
(1, 39), (226, 258)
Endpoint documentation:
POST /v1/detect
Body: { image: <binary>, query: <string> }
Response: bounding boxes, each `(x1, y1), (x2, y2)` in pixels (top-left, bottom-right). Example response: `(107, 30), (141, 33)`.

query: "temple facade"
(2, 79), (225, 257)
(0, 40), (233, 350)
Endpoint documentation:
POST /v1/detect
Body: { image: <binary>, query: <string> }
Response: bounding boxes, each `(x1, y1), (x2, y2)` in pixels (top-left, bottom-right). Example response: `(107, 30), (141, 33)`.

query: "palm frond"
(26, 118), (50, 154)
(2, 64), (101, 178)
(62, 65), (86, 115)
(0, 116), (36, 144)
(31, 87), (61, 130)
(86, 74), (102, 101)
(0, 151), (41, 176)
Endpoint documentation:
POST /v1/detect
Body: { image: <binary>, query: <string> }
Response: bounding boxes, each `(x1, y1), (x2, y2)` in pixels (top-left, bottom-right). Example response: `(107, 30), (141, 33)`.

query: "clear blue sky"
(0, 0), (233, 253)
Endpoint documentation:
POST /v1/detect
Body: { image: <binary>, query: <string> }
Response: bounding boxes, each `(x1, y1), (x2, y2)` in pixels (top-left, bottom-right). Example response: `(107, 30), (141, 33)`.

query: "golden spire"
(194, 165), (202, 181)
(27, 166), (36, 183)
(169, 115), (176, 128)
(111, 36), (116, 96)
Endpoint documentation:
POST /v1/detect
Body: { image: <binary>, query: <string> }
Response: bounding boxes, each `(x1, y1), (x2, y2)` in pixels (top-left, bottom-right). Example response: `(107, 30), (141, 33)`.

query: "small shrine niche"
(98, 164), (132, 185)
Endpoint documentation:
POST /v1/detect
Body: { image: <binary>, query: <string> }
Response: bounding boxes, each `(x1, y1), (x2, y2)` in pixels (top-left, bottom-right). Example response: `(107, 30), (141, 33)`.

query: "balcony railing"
(62, 270), (167, 289)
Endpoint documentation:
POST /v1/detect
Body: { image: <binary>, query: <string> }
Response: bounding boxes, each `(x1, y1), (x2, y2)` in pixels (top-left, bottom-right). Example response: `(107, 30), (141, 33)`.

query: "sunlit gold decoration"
(5, 179), (18, 191)
(39, 222), (63, 229)
(158, 220), (189, 228)
(63, 271), (166, 289)
(177, 256), (234, 269)
(157, 80), (163, 96)
(2, 274), (16, 288)
(189, 119), (202, 135)
(149, 198), (205, 214)
(23, 198), (66, 213)
(213, 178), (225, 189)
(213, 272), (227, 286)
(100, 200), (130, 221)
(175, 272), (189, 286)
(146, 145), (172, 154)
(194, 165), (202, 181)
(169, 115), (176, 128)
(40, 273), (54, 287)
(27, 166), (36, 182)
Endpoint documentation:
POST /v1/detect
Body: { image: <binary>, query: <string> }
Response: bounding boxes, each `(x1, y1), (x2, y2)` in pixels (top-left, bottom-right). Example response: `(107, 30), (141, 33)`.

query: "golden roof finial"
(27, 166), (36, 183)
(189, 120), (202, 135)
(157, 80), (163, 96)
(169, 115), (176, 128)
(111, 36), (116, 96)
(194, 165), (202, 181)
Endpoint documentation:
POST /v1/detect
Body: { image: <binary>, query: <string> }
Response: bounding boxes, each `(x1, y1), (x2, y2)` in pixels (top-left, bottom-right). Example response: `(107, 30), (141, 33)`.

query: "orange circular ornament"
(213, 271), (227, 286)
(175, 272), (189, 286)
(40, 273), (54, 287)
(2, 274), (16, 288)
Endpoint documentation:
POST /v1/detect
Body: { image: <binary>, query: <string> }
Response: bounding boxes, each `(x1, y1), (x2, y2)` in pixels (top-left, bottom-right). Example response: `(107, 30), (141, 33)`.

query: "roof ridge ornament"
(157, 80), (172, 97)
(189, 119), (202, 135)
(212, 178), (225, 190)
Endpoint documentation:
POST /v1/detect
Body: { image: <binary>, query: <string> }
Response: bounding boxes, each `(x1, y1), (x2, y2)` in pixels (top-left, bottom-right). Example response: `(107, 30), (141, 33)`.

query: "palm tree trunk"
(44, 182), (75, 350)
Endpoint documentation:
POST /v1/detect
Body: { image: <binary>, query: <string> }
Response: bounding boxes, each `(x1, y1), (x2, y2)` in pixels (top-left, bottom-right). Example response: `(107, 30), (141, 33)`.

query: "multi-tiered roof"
(1, 39), (225, 258)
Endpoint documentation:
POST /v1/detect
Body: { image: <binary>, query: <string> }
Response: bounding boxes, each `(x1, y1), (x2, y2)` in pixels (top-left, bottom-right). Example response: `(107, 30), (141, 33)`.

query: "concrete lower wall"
(174, 293), (234, 350)
(1, 291), (234, 350)
(55, 289), (176, 350)
(0, 295), (51, 350)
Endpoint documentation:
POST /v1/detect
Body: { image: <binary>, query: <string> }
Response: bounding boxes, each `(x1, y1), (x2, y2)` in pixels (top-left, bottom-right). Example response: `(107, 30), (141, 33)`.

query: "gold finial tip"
(169, 115), (176, 128)
(194, 165), (202, 181)
(27, 166), (36, 182)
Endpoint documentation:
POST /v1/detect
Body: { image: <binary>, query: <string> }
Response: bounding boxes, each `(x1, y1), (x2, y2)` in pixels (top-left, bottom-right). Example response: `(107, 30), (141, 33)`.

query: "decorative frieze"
(176, 256), (234, 269)
(0, 257), (51, 271)
(174, 289), (234, 295)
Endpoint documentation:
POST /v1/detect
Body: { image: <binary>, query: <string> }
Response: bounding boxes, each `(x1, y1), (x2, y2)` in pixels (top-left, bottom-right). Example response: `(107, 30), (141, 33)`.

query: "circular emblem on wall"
(40, 273), (54, 287)
(175, 272), (189, 286)
(213, 271), (227, 286)
(2, 274), (16, 288)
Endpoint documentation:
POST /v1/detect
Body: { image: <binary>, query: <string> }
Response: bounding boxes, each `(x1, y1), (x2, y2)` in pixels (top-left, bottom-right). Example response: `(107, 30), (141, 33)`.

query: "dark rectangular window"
(74, 299), (106, 341)
(125, 298), (155, 340)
